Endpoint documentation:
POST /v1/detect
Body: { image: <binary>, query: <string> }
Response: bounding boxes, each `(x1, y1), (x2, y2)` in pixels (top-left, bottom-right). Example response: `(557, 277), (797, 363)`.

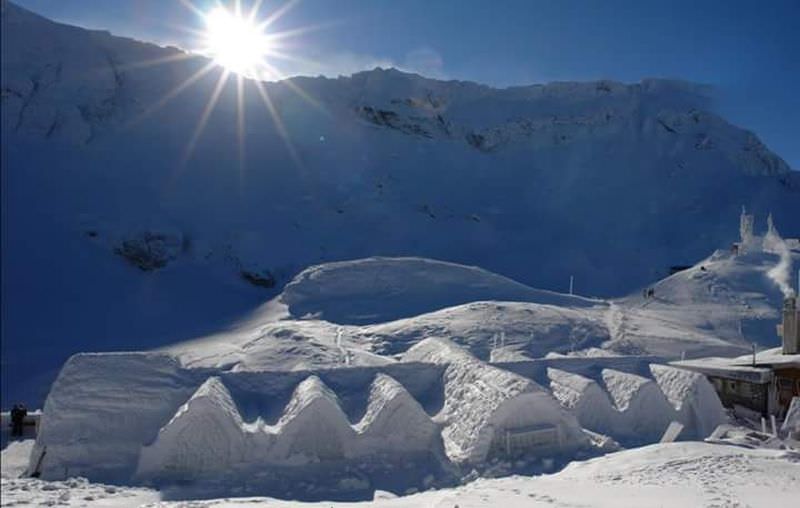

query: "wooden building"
(672, 296), (800, 419)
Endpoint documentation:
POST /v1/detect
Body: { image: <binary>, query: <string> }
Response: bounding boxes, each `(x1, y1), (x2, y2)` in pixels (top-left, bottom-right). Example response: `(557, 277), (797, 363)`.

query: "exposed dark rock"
(114, 231), (181, 271)
(240, 269), (276, 288)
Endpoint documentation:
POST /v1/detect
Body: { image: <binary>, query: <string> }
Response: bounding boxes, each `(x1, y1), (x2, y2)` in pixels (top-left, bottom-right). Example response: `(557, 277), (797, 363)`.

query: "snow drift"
(404, 338), (587, 463)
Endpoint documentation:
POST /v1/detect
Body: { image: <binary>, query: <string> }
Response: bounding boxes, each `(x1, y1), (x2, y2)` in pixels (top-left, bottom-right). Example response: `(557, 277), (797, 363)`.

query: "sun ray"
(260, 21), (334, 43)
(115, 51), (195, 72)
(236, 72), (247, 179)
(176, 0), (205, 18)
(260, 59), (326, 114)
(257, 0), (301, 31)
(127, 60), (218, 128)
(251, 77), (304, 170)
(183, 69), (231, 164)
(247, 0), (267, 23)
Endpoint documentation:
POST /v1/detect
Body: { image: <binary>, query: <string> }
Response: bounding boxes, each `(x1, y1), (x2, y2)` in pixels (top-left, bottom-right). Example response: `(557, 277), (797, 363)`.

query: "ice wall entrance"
(491, 424), (563, 458)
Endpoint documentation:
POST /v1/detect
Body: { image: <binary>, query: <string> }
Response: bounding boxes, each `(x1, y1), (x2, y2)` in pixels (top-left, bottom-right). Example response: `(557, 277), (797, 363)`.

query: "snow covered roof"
(671, 347), (800, 383)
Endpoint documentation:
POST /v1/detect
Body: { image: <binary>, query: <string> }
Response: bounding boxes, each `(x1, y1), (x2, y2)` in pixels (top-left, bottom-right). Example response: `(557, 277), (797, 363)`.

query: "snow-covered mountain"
(2, 1), (799, 405)
(166, 243), (797, 374)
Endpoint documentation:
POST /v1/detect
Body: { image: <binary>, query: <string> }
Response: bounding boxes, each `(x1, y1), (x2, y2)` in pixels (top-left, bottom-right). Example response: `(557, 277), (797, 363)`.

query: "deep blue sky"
(14, 0), (800, 169)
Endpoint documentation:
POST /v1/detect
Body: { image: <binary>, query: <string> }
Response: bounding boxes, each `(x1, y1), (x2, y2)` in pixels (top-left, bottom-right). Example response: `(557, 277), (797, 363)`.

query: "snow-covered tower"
(779, 296), (799, 355)
(739, 206), (755, 249)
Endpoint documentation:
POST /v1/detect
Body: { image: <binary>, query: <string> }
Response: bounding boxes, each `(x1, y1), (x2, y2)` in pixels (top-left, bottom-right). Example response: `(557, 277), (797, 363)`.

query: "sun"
(203, 6), (271, 74)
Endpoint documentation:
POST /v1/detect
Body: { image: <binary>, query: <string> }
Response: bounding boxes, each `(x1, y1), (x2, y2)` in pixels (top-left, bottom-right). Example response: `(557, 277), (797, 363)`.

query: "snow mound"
(405, 338), (586, 463)
(359, 300), (608, 359)
(281, 257), (597, 325)
(137, 377), (246, 478)
(354, 374), (440, 454)
(547, 368), (619, 436)
(267, 376), (356, 463)
(649, 364), (728, 439)
(601, 369), (675, 442)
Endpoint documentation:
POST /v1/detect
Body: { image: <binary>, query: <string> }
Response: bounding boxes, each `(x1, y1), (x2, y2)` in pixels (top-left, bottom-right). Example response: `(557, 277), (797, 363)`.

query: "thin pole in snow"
(752, 343), (757, 367)
(569, 276), (574, 295)
(770, 415), (778, 437)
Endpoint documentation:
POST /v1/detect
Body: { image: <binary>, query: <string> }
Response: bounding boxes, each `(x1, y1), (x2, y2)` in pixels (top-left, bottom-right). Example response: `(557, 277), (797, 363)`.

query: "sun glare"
(203, 7), (271, 74)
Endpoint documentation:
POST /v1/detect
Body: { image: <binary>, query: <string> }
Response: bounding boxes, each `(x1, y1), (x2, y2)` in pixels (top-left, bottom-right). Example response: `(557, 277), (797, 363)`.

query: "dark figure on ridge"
(10, 403), (27, 437)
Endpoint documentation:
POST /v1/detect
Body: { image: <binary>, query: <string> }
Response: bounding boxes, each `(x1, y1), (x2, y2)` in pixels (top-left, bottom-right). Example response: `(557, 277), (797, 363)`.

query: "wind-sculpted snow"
(137, 377), (247, 478)
(354, 374), (441, 454)
(358, 300), (609, 359)
(281, 257), (597, 325)
(601, 369), (676, 443)
(404, 338), (586, 463)
(4, 1), (800, 406)
(547, 366), (727, 442)
(547, 368), (619, 437)
(266, 376), (357, 463)
(35, 353), (450, 486)
(649, 364), (727, 439)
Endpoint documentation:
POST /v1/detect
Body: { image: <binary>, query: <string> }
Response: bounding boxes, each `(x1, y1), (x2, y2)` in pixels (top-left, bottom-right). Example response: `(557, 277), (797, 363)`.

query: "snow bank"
(601, 369), (675, 442)
(649, 364), (728, 439)
(404, 338), (586, 463)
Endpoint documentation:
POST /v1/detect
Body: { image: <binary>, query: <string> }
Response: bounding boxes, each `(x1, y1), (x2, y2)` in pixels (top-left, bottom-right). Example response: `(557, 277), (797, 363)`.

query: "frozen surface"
(3, 442), (799, 507)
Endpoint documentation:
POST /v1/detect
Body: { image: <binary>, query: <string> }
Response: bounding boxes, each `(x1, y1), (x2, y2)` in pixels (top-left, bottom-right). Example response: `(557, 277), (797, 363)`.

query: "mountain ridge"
(2, 1), (799, 405)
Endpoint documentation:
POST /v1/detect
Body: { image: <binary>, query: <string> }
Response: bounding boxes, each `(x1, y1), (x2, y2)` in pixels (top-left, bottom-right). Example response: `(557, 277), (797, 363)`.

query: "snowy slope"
(3, 1), (800, 406)
(168, 242), (796, 376)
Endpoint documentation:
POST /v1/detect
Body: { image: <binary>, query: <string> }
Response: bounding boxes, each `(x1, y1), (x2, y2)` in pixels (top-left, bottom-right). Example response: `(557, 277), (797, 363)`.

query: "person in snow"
(10, 403), (27, 437)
